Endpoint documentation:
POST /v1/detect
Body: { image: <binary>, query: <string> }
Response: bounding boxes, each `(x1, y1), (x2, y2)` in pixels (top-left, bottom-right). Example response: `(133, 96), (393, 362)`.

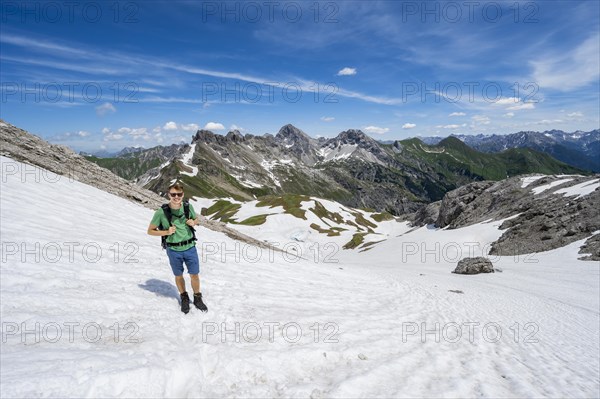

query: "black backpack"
(159, 201), (197, 249)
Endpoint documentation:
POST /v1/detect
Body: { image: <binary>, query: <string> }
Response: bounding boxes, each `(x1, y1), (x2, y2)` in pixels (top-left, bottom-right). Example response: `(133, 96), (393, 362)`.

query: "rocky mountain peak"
(226, 130), (244, 142)
(192, 129), (217, 143)
(276, 124), (311, 143)
(335, 129), (371, 144)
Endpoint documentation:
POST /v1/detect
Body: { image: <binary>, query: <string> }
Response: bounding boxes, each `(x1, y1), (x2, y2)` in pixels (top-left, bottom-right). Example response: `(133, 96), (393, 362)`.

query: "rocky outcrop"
(414, 173), (600, 259)
(453, 257), (495, 274)
(436, 181), (495, 228)
(0, 120), (164, 208)
(412, 200), (441, 226)
(578, 234), (600, 261)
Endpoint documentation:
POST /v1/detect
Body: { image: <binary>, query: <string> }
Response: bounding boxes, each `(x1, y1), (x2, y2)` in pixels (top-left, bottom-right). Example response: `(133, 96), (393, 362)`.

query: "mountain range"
(420, 129), (599, 172)
(84, 124), (587, 215)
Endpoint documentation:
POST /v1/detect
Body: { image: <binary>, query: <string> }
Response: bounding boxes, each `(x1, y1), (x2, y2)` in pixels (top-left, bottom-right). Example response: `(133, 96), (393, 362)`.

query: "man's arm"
(147, 224), (176, 236)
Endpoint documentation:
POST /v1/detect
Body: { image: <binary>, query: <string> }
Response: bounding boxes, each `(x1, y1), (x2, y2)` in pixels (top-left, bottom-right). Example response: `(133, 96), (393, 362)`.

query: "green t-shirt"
(151, 203), (197, 251)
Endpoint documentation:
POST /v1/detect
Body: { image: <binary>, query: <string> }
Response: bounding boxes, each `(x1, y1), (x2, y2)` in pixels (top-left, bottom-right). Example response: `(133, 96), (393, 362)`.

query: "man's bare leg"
(175, 275), (186, 294)
(190, 274), (200, 294)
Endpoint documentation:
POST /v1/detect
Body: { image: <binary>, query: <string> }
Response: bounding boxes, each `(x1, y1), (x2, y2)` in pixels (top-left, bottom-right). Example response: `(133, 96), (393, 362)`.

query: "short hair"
(168, 182), (184, 192)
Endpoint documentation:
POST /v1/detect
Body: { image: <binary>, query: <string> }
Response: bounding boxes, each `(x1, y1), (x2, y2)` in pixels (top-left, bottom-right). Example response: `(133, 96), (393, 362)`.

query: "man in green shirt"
(147, 182), (207, 314)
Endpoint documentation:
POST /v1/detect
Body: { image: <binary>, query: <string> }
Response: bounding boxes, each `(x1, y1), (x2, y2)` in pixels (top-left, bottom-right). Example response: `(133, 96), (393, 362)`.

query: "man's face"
(168, 190), (184, 203)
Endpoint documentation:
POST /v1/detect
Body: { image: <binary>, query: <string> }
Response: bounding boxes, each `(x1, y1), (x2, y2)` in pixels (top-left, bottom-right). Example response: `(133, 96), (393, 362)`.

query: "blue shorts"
(166, 246), (200, 276)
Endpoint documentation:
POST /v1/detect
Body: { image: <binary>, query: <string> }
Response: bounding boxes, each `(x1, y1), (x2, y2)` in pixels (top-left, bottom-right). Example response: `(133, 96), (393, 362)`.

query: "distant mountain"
(84, 144), (187, 181)
(116, 146), (145, 157)
(127, 124), (584, 215)
(420, 130), (600, 172)
(79, 149), (118, 158)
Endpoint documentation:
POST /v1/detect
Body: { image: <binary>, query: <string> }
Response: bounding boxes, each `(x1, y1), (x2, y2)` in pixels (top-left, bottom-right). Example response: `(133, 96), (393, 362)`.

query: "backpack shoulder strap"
(183, 200), (196, 237)
(160, 203), (173, 228)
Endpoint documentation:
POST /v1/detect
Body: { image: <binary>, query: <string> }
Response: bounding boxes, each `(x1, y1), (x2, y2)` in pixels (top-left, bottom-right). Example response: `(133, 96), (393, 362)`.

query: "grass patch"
(237, 214), (270, 226)
(309, 200), (345, 225)
(310, 223), (345, 236)
(343, 233), (367, 249)
(371, 212), (395, 222)
(256, 194), (310, 220)
(204, 200), (241, 222)
(351, 212), (377, 232)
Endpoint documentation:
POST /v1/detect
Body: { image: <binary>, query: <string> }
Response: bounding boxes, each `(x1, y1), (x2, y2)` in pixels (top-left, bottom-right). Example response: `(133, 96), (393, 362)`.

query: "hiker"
(147, 182), (208, 314)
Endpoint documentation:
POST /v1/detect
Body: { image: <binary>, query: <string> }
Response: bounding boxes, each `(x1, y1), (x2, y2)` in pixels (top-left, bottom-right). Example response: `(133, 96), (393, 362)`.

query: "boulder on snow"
(453, 257), (495, 274)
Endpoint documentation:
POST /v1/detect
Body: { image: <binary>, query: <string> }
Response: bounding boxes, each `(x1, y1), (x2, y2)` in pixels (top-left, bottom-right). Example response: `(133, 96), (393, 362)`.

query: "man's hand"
(166, 226), (176, 235)
(186, 218), (199, 227)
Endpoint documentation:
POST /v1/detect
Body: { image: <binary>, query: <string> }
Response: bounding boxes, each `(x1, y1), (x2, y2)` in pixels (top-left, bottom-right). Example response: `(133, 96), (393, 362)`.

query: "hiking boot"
(193, 292), (208, 312)
(180, 292), (190, 314)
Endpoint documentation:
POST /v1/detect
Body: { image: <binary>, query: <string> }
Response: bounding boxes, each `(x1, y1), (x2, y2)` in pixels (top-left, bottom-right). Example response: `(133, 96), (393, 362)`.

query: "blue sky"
(1, 0), (599, 152)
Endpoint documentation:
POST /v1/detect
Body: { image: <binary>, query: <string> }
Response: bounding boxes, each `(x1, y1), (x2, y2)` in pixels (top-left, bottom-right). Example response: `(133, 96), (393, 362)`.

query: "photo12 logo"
(200, 1), (339, 23)
(200, 81), (338, 104)
(201, 321), (340, 344)
(1, 81), (139, 104)
(2, 321), (140, 344)
(0, 1), (139, 24)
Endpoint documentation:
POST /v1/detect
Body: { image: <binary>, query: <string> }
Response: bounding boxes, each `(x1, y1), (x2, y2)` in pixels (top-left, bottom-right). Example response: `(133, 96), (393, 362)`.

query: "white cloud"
(181, 123), (199, 132)
(204, 122), (225, 131)
(402, 123), (416, 129)
(504, 112), (515, 118)
(363, 126), (389, 135)
(530, 33), (600, 91)
(493, 97), (520, 106)
(163, 121), (178, 130)
(129, 128), (148, 137)
(77, 131), (90, 137)
(506, 102), (535, 111)
(117, 127), (147, 136)
(471, 115), (491, 125)
(536, 119), (563, 125)
(152, 126), (161, 133)
(436, 124), (461, 129)
(229, 124), (244, 131)
(567, 112), (583, 117)
(95, 102), (116, 117)
(101, 127), (110, 134)
(448, 112), (466, 117)
(103, 133), (123, 141)
(320, 116), (335, 122)
(337, 67), (357, 76)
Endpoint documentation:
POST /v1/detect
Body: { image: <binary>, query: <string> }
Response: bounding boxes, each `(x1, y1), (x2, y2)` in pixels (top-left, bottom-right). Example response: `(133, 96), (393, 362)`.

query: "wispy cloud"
(2, 32), (406, 107)
(530, 33), (600, 91)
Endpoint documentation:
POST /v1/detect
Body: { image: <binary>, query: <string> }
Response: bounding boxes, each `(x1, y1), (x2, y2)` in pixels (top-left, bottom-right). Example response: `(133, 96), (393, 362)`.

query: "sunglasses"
(169, 192), (184, 197)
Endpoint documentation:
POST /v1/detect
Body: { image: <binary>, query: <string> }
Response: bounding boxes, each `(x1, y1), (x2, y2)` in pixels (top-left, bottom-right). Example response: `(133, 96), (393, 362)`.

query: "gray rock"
(578, 234), (600, 261)
(453, 257), (495, 274)
(412, 201), (441, 226)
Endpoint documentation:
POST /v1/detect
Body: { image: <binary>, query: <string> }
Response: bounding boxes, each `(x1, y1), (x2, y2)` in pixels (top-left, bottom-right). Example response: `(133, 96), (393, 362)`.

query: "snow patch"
(531, 178), (574, 195)
(179, 143), (198, 177)
(520, 175), (545, 188)
(554, 178), (599, 199)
